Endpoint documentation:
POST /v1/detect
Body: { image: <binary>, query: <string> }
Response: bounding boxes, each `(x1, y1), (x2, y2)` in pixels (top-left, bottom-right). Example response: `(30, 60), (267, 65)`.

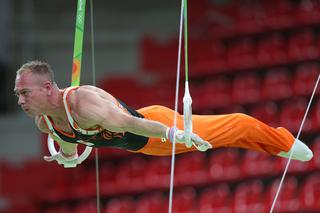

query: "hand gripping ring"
(47, 135), (92, 165)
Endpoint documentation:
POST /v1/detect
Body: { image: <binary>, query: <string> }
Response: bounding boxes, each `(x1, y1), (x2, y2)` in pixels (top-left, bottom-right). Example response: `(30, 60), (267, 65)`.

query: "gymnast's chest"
(51, 118), (74, 134)
(51, 116), (100, 135)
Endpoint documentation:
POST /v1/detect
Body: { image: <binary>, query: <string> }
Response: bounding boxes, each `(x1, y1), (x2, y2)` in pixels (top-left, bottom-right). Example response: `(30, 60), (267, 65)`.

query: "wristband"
(166, 127), (177, 142)
(60, 149), (77, 159)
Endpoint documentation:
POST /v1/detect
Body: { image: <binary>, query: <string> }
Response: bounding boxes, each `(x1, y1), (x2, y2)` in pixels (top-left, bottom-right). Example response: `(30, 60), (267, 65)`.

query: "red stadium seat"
(114, 156), (147, 192)
(1, 199), (39, 213)
(144, 157), (171, 189)
(263, 0), (295, 29)
(288, 28), (318, 61)
(205, 5), (238, 39)
(2, 160), (73, 203)
(296, 0), (320, 24)
(175, 152), (209, 186)
(241, 151), (278, 177)
(199, 184), (232, 213)
(188, 0), (210, 27)
(189, 40), (227, 75)
(196, 77), (231, 110)
(279, 154), (310, 173)
(309, 137), (320, 170)
(73, 201), (97, 213)
(279, 98), (312, 133)
(172, 188), (197, 213)
(261, 68), (292, 101)
(135, 193), (168, 213)
(99, 76), (151, 108)
(151, 81), (176, 108)
(232, 74), (261, 104)
(105, 197), (135, 213)
(310, 99), (320, 132)
(227, 38), (256, 70)
(266, 177), (300, 212)
(208, 149), (241, 181)
(44, 205), (72, 213)
(71, 167), (100, 199)
(249, 102), (279, 127)
(256, 33), (287, 66)
(233, 180), (266, 213)
(301, 173), (320, 211)
(99, 162), (118, 195)
(233, 6), (264, 35)
(140, 36), (178, 75)
(293, 63), (320, 97)
(191, 84), (207, 112)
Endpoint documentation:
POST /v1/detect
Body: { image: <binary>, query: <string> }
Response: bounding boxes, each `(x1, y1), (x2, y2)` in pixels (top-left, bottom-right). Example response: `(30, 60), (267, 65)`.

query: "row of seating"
(0, 160), (68, 198)
(42, 172), (320, 213)
(141, 26), (320, 76)
(190, 0), (320, 39)
(141, 28), (320, 76)
(100, 62), (320, 109)
(249, 98), (320, 134)
(0, 160), (71, 213)
(192, 62), (319, 105)
(154, 0), (320, 53)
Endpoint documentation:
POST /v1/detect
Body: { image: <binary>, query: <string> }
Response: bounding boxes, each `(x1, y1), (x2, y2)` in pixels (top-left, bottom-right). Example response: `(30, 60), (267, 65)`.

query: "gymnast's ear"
(42, 80), (54, 95)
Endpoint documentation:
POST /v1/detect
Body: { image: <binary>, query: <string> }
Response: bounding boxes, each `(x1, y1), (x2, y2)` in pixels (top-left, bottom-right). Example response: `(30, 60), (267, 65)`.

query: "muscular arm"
(75, 89), (169, 139)
(35, 116), (78, 155)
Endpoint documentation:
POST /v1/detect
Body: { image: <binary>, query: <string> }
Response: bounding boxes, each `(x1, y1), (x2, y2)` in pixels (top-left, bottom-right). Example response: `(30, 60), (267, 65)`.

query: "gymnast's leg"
(192, 113), (314, 162)
(138, 106), (314, 161)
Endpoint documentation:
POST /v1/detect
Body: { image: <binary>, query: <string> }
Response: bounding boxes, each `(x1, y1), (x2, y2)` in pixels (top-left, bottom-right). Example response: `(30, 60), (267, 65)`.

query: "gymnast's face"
(14, 71), (49, 117)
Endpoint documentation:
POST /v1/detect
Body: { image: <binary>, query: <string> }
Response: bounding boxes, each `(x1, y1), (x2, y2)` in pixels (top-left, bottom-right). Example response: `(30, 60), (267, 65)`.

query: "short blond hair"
(17, 61), (55, 83)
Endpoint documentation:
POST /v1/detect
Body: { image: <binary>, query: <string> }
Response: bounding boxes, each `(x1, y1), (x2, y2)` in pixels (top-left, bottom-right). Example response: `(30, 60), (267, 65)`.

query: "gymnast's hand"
(43, 149), (79, 168)
(166, 127), (212, 152)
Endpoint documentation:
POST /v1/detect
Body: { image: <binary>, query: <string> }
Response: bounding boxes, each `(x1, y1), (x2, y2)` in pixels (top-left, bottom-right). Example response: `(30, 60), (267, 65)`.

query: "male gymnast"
(14, 61), (313, 167)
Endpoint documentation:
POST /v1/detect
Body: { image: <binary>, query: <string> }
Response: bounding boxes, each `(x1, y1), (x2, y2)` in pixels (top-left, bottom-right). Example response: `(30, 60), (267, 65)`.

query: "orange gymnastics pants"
(135, 105), (294, 156)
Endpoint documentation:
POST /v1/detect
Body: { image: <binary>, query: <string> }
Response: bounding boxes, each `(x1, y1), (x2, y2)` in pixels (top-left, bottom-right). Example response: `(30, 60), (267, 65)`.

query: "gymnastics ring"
(47, 135), (92, 166)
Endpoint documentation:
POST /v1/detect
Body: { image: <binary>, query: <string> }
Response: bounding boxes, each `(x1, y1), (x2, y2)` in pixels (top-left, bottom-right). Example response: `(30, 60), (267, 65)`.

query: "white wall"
(0, 113), (41, 163)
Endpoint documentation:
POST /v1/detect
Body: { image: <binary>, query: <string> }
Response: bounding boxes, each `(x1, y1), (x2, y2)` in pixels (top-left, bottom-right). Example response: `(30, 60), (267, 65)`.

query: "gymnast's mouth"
(22, 107), (29, 112)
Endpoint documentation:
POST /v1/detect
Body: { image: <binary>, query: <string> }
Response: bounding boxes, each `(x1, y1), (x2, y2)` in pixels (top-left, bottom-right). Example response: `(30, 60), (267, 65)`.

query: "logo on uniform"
(101, 129), (124, 140)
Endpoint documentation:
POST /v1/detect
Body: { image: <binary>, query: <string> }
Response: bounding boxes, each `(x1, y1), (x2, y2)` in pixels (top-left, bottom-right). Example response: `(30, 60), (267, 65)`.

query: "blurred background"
(1, 0), (320, 212)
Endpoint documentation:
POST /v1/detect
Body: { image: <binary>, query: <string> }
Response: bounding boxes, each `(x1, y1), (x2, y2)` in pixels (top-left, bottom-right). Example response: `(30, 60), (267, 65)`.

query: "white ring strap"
(47, 134), (92, 166)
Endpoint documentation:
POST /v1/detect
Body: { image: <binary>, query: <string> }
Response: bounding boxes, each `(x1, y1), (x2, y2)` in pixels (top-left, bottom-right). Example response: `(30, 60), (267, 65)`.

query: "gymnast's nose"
(18, 95), (26, 106)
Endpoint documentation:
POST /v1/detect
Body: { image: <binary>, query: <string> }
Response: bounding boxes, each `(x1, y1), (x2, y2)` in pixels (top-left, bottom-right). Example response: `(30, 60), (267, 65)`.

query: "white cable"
(269, 73), (320, 213)
(89, 0), (101, 212)
(183, 81), (193, 147)
(168, 0), (184, 212)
